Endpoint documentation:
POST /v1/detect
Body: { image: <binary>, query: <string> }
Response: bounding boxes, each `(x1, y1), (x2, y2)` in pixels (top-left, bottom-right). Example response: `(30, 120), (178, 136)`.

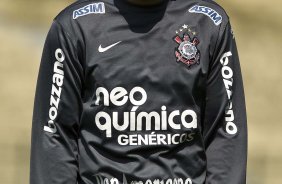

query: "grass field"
(0, 0), (281, 183)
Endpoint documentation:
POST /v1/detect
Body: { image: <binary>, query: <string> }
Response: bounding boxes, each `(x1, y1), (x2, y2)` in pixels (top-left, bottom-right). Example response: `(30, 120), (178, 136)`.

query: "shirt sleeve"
(203, 21), (248, 184)
(30, 20), (84, 184)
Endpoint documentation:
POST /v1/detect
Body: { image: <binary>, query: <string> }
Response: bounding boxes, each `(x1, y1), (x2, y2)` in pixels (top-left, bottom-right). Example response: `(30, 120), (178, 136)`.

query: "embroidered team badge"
(173, 24), (200, 68)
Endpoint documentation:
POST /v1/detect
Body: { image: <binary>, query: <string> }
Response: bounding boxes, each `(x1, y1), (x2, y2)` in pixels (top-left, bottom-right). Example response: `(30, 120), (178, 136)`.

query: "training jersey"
(30, 0), (247, 184)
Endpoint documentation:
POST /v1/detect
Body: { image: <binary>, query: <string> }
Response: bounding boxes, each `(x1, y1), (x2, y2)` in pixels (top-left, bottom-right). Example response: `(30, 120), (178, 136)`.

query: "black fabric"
(30, 1), (247, 184)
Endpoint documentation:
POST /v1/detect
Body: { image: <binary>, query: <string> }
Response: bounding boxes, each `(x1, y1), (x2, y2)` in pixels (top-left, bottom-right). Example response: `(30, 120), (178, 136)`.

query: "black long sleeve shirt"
(30, 0), (247, 184)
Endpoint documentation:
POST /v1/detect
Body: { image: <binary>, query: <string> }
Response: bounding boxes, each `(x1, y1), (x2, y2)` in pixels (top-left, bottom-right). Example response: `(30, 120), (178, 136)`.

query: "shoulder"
(49, 0), (106, 40)
(54, 0), (105, 23)
(189, 0), (230, 26)
(46, 1), (105, 53)
(52, 0), (106, 31)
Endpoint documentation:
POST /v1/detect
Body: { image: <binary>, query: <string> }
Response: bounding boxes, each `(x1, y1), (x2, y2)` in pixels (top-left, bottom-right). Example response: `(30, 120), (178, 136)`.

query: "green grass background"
(0, 0), (281, 183)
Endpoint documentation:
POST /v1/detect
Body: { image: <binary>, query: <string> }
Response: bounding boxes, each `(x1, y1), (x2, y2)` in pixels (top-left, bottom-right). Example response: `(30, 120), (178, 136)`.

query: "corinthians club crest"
(173, 24), (200, 67)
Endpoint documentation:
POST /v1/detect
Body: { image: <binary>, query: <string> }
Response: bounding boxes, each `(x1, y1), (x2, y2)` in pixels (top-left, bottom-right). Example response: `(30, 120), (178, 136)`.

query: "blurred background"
(0, 0), (281, 183)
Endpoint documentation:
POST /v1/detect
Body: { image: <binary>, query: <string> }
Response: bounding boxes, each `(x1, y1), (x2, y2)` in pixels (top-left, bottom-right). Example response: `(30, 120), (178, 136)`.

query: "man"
(30, 0), (247, 183)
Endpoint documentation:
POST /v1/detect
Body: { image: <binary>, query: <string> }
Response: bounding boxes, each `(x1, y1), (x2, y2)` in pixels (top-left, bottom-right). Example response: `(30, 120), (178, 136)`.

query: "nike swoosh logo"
(98, 41), (122, 53)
